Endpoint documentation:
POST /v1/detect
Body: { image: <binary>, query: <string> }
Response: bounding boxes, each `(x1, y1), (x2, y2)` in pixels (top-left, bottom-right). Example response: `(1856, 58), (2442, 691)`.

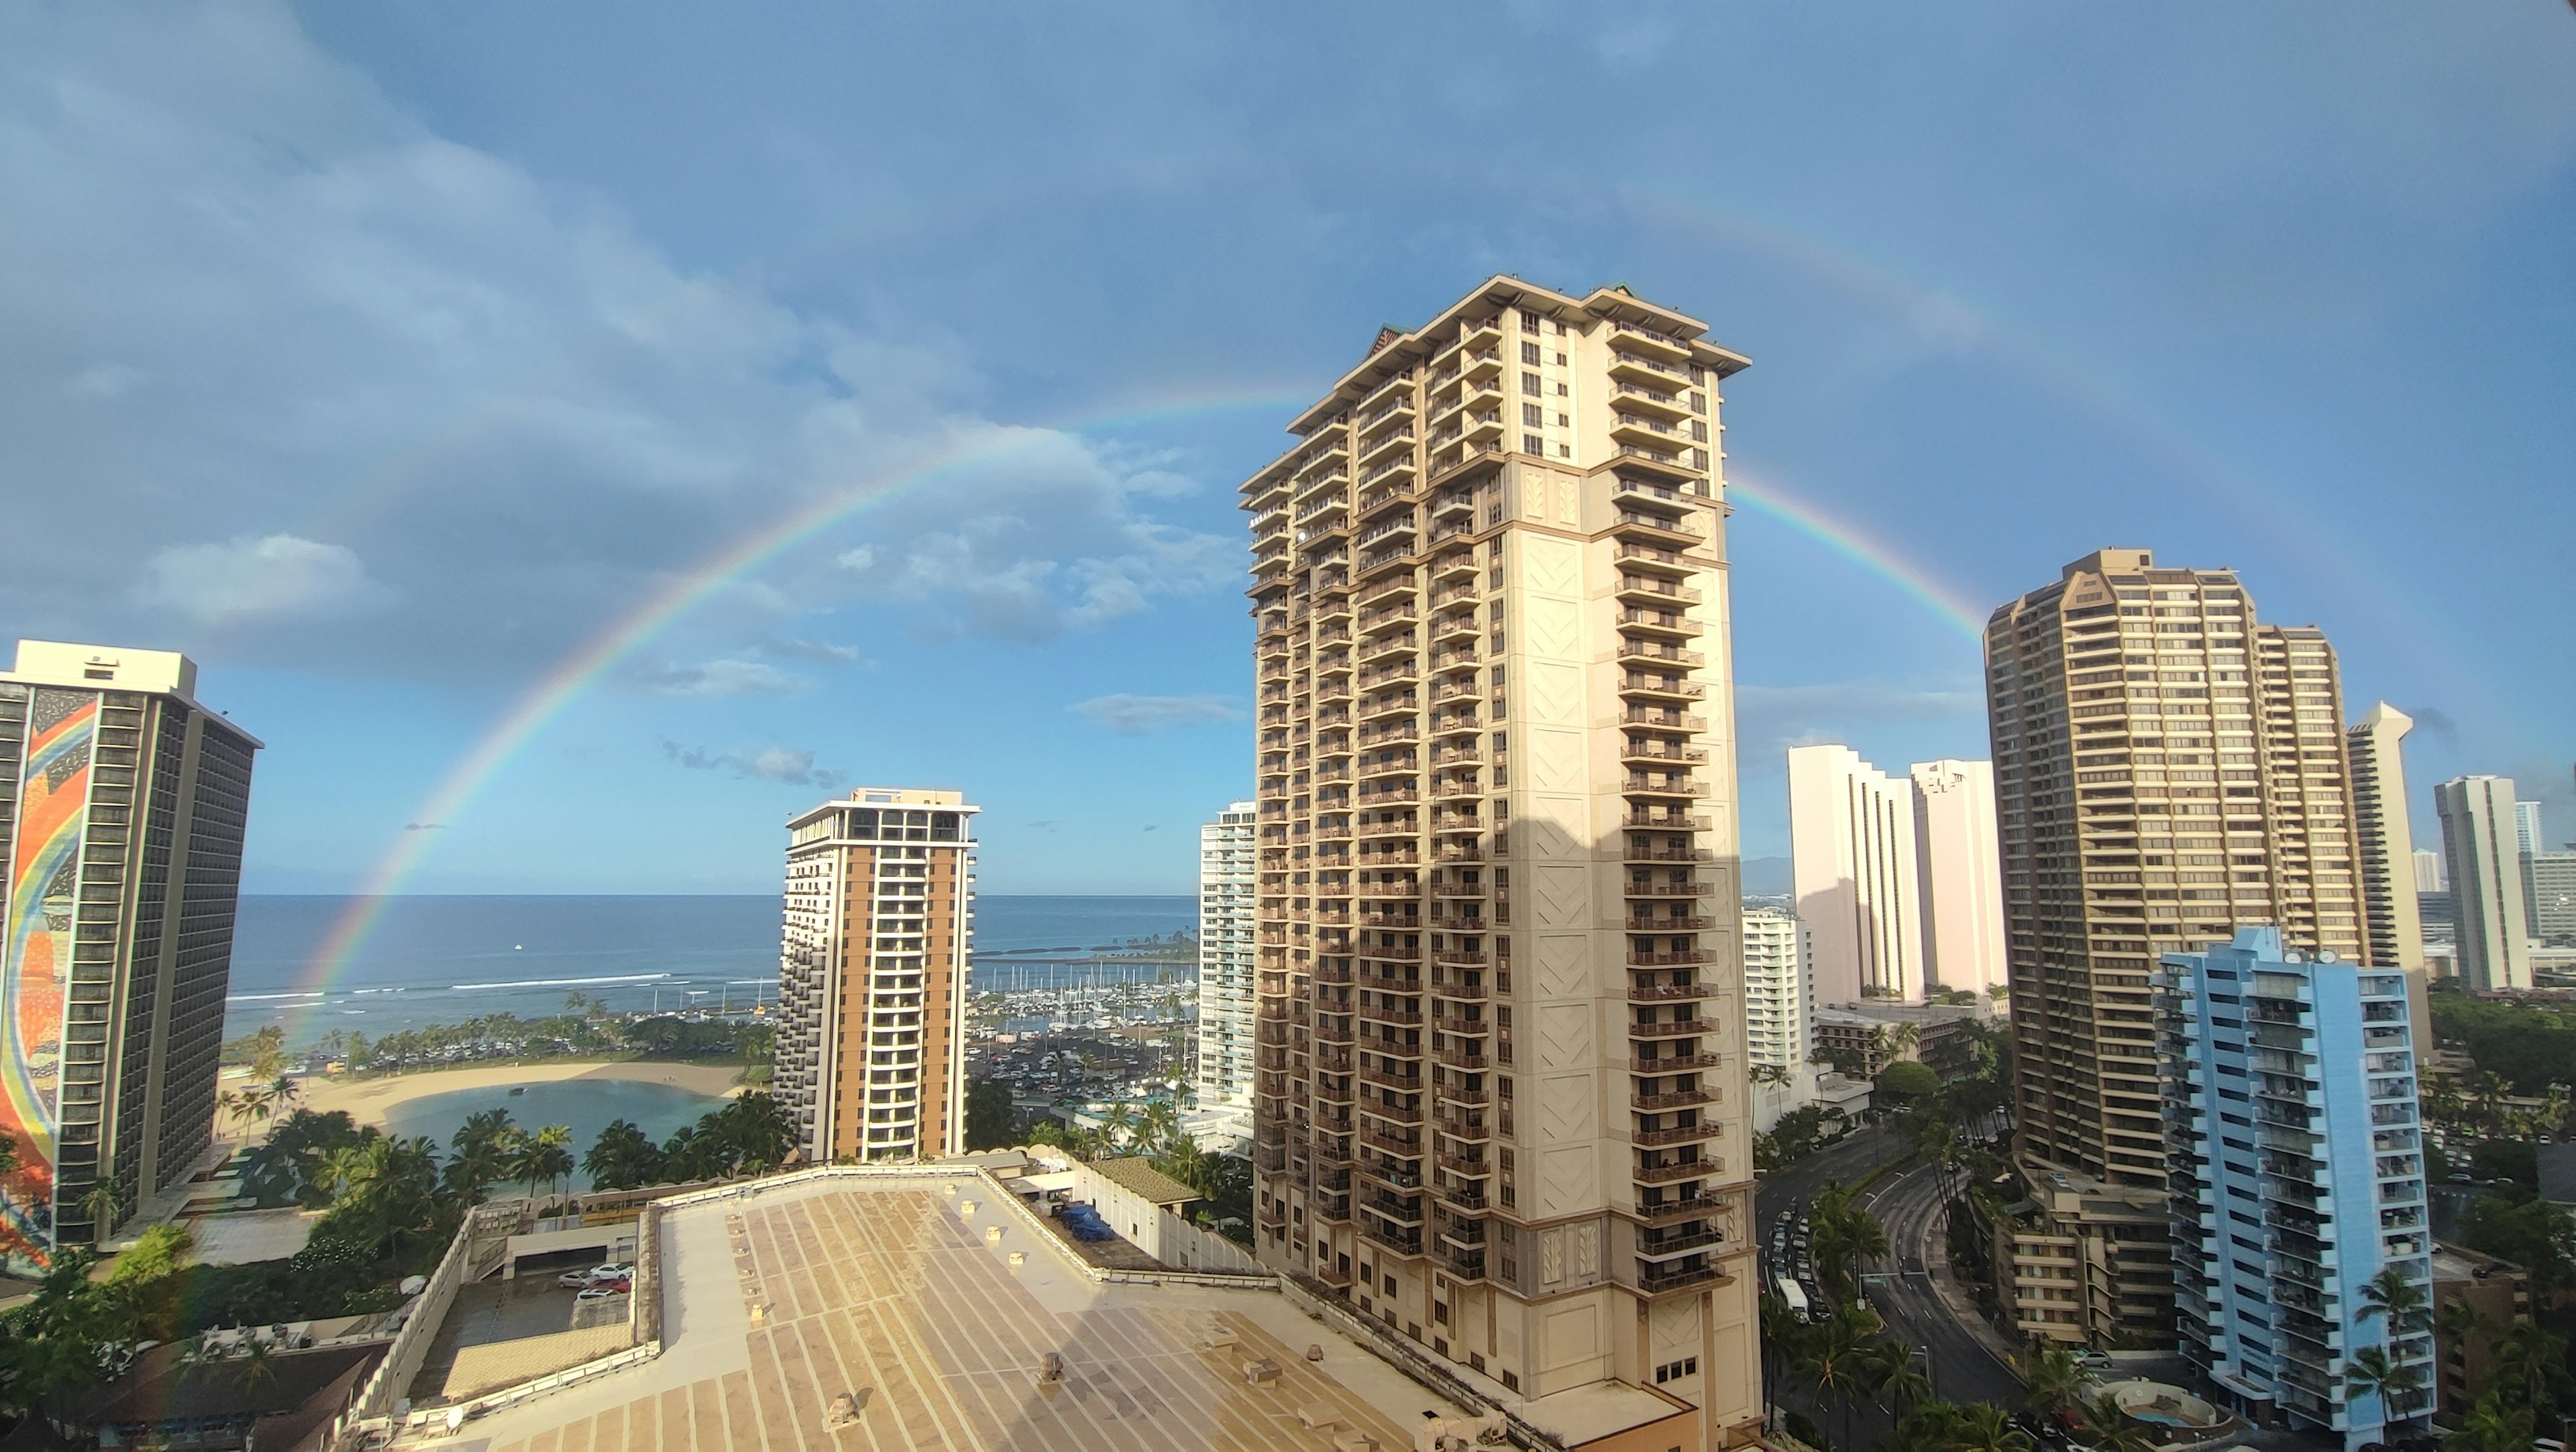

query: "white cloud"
(134, 533), (390, 623)
(761, 637), (863, 664)
(1069, 693), (1244, 735)
(643, 658), (807, 698)
(0, 6), (1232, 672)
(660, 739), (844, 788)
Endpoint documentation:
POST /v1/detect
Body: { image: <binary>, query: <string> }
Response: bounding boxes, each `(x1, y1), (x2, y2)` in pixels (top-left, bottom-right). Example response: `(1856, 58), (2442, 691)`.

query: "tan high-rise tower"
(2347, 703), (2426, 971)
(1241, 278), (1758, 1447)
(1984, 552), (2363, 1345)
(775, 788), (977, 1163)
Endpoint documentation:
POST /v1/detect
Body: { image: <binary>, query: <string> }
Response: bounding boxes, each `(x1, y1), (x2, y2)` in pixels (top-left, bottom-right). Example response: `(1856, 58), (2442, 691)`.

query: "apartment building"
(1787, 745), (1925, 1005)
(775, 788), (977, 1163)
(2159, 929), (2430, 1449)
(0, 641), (260, 1274)
(1239, 278), (1760, 1447)
(2433, 776), (2530, 992)
(1197, 800), (1260, 1107)
(1984, 550), (2365, 1345)
(1911, 758), (2008, 996)
(2345, 704), (2426, 972)
(1739, 906), (1811, 1076)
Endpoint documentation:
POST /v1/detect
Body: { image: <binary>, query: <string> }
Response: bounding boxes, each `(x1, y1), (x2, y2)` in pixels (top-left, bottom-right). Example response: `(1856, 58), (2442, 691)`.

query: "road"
(1754, 1127), (2027, 1444)
(1854, 1156), (2026, 1410)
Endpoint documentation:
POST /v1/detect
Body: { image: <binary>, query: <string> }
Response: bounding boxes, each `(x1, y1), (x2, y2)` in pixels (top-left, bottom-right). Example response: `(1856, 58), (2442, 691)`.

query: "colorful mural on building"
(1, 688), (93, 1273)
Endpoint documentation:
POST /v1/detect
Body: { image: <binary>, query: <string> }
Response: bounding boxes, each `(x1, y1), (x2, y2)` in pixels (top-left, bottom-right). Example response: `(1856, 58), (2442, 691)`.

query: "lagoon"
(378, 1078), (725, 1190)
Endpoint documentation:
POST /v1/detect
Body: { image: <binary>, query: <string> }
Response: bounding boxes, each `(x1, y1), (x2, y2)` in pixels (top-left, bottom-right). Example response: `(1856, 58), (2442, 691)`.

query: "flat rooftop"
(448, 1174), (1470, 1451)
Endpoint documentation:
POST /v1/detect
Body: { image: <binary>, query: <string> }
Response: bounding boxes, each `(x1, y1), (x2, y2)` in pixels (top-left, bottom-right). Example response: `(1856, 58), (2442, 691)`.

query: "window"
(1522, 370), (1542, 394)
(1521, 341), (1542, 365)
(1556, 412), (1569, 426)
(1555, 351), (1568, 364)
(1654, 1356), (1700, 1384)
(1523, 403), (1544, 427)
(1524, 433), (1544, 454)
(1519, 309), (1541, 329)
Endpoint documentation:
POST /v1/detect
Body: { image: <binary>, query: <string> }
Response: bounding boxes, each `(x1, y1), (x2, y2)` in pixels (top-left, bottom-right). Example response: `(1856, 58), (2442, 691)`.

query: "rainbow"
(1723, 470), (1988, 644)
(288, 389), (1310, 1021)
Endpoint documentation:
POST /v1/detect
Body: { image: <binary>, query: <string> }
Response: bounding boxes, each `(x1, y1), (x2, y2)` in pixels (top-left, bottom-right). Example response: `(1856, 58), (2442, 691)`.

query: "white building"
(1788, 744), (1926, 1005)
(1910, 758), (2007, 996)
(2411, 848), (2445, 894)
(1193, 800), (1258, 1108)
(1740, 906), (1812, 1075)
(2435, 776), (2532, 992)
(2345, 703), (2426, 971)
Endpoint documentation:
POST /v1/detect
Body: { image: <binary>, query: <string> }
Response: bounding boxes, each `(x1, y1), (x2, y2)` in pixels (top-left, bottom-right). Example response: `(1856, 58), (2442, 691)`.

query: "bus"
(1776, 1277), (1810, 1323)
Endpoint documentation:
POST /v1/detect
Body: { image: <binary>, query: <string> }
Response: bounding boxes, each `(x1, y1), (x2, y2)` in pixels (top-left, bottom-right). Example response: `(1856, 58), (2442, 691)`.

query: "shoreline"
(289, 1059), (750, 1129)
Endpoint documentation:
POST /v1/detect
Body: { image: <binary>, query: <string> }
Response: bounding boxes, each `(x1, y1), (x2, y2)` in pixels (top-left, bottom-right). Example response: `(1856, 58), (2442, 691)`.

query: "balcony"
(1637, 1261), (1721, 1294)
(1629, 949), (1709, 966)
(1635, 1122), (1718, 1148)
(1632, 1198), (1716, 1225)
(1633, 1086), (1716, 1110)
(1632, 1052), (1723, 1074)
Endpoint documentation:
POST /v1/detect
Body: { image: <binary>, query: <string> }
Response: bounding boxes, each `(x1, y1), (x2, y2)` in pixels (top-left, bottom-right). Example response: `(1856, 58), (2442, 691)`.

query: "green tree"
(1875, 1059), (1940, 1107)
(2451, 1390), (2536, 1452)
(963, 1080), (1015, 1151)
(517, 1125), (576, 1198)
(2343, 1344), (2426, 1439)
(583, 1119), (668, 1190)
(2075, 1392), (2154, 1452)
(1949, 1400), (2033, 1452)
(2021, 1344), (2084, 1424)
(1864, 1337), (1932, 1414)
(1796, 1311), (1870, 1452)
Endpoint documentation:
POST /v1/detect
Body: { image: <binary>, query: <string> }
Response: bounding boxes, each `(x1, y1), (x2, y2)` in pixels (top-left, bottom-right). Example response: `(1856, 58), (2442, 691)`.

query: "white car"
(576, 1286), (627, 1302)
(555, 1270), (595, 1289)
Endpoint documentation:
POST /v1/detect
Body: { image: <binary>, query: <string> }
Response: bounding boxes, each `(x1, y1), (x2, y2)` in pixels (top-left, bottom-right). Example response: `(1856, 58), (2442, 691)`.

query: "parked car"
(556, 1270), (596, 1289)
(576, 1285), (628, 1302)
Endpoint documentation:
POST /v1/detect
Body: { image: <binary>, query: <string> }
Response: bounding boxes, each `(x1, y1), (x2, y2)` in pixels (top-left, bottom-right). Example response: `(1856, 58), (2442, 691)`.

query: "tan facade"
(2347, 703), (2427, 970)
(1985, 551), (2364, 1344)
(776, 788), (977, 1163)
(1240, 278), (1760, 1447)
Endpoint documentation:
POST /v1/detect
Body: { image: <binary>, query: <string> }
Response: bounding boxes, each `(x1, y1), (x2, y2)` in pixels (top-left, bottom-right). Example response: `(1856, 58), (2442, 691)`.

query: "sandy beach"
(292, 1059), (750, 1129)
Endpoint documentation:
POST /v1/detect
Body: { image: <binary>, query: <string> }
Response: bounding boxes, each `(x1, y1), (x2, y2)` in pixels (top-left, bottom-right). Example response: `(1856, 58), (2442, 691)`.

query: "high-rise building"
(2514, 800), (2544, 859)
(1197, 800), (1259, 1108)
(2345, 703), (2426, 970)
(1240, 278), (1759, 1441)
(1788, 745), (1925, 1006)
(2159, 928), (2431, 1449)
(1984, 550), (2364, 1345)
(1739, 906), (1811, 1075)
(0, 641), (260, 1273)
(2530, 851), (2576, 947)
(1911, 758), (2008, 996)
(2412, 847), (2445, 893)
(775, 788), (978, 1163)
(2432, 776), (2530, 992)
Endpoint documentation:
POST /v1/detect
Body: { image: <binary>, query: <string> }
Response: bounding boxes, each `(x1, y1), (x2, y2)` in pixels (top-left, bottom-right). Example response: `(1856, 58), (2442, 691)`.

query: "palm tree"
(2357, 1263), (2432, 1339)
(582, 1119), (666, 1190)
(268, 1073), (301, 1115)
(2472, 1071), (2510, 1133)
(519, 1125), (575, 1198)
(2021, 1344), (2084, 1426)
(1102, 1102), (1138, 1153)
(1885, 1021), (1923, 1063)
(1950, 1400), (2033, 1452)
(231, 1337), (280, 1394)
(2076, 1392), (2155, 1452)
(1797, 1316), (1869, 1452)
(2451, 1389), (2536, 1452)
(2489, 1320), (2569, 1415)
(2343, 1344), (2426, 1440)
(76, 1180), (127, 1244)
(1865, 1337), (1932, 1414)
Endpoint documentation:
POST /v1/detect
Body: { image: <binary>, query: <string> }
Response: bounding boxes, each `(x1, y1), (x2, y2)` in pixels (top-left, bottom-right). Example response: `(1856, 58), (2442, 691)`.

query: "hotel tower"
(1985, 551), (2363, 1345)
(775, 788), (977, 1163)
(1240, 278), (1759, 1446)
(0, 641), (260, 1273)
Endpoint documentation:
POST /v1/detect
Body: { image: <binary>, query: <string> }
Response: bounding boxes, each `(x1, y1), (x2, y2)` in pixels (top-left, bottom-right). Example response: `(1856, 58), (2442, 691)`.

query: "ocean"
(225, 894), (1197, 1047)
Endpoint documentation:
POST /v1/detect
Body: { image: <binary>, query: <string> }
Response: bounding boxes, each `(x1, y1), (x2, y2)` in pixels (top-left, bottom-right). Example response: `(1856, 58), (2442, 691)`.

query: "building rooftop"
(2430, 1241), (2524, 1282)
(442, 1174), (1471, 1452)
(1085, 1154), (1200, 1206)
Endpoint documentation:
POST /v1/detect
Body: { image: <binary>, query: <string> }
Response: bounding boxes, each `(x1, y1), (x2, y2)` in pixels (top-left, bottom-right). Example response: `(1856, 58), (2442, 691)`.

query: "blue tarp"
(1058, 1203), (1115, 1242)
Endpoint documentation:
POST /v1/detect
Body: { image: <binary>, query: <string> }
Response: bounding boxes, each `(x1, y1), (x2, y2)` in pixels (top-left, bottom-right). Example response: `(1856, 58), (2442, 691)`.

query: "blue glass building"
(2157, 927), (2432, 1449)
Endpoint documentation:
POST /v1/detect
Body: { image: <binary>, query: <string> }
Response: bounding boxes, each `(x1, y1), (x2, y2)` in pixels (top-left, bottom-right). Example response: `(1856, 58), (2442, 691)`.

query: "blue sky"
(3, 3), (2571, 894)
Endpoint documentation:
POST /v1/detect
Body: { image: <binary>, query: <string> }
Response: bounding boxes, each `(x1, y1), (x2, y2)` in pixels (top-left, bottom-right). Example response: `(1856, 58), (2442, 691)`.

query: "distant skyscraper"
(1241, 277), (1759, 1435)
(2412, 847), (2445, 893)
(1985, 550), (2363, 1346)
(1740, 906), (1813, 1074)
(776, 788), (978, 1162)
(1911, 758), (2008, 996)
(1788, 744), (1925, 1005)
(1195, 801), (1258, 1108)
(0, 641), (260, 1272)
(2346, 703), (2426, 970)
(2514, 800), (2544, 858)
(2434, 776), (2531, 992)
(2529, 851), (2576, 947)
(2159, 929), (2431, 1449)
